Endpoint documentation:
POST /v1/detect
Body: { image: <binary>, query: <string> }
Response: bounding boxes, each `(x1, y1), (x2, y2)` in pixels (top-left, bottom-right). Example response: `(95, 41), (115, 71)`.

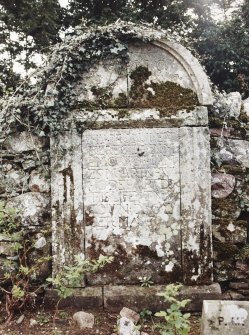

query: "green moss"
(117, 109), (129, 119)
(130, 66), (152, 85)
(75, 65), (199, 113)
(114, 92), (128, 108)
(128, 66), (198, 115)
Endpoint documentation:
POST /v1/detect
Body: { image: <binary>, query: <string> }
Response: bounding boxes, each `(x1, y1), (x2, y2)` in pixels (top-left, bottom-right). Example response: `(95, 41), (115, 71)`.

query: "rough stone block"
(213, 224), (247, 244)
(4, 132), (44, 153)
(211, 173), (236, 199)
(7, 192), (50, 226)
(230, 283), (249, 290)
(201, 300), (249, 335)
(243, 97), (249, 117)
(0, 242), (16, 256)
(117, 316), (139, 335)
(233, 262), (249, 280)
(0, 168), (29, 194)
(120, 307), (140, 323)
(226, 139), (249, 168)
(44, 287), (103, 309)
(73, 311), (94, 329)
(29, 171), (50, 193)
(230, 291), (245, 300)
(226, 92), (242, 118)
(104, 284), (221, 312)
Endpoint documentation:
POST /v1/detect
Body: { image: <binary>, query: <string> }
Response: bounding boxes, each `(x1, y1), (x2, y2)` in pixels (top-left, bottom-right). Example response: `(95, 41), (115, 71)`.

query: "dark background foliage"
(0, 0), (248, 97)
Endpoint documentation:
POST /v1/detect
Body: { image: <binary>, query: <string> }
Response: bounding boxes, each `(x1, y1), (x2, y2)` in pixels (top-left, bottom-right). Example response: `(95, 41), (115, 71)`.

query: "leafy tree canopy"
(0, 0), (248, 97)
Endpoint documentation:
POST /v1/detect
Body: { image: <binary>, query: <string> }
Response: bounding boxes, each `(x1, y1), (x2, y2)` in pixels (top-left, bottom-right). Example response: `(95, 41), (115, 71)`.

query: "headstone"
(51, 38), (213, 286)
(201, 300), (249, 335)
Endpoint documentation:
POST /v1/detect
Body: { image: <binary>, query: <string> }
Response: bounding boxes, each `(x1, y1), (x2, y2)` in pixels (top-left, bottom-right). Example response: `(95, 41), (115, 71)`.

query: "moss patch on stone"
(128, 66), (198, 114)
(77, 65), (199, 114)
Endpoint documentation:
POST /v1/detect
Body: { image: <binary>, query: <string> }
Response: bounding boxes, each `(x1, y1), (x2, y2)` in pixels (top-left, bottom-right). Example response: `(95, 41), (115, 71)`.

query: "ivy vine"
(0, 21), (166, 141)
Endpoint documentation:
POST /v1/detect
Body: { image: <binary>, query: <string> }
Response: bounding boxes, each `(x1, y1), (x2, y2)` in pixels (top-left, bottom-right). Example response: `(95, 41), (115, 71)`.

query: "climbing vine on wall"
(0, 21), (166, 141)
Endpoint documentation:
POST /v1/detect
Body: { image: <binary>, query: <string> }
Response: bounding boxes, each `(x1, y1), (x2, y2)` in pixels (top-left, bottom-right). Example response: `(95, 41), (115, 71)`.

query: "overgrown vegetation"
(0, 201), (113, 324)
(47, 254), (113, 311)
(0, 22), (165, 141)
(0, 202), (50, 324)
(155, 284), (191, 335)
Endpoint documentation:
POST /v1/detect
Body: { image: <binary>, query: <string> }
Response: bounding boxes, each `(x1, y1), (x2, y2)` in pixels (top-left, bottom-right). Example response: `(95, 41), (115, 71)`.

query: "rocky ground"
(0, 304), (201, 335)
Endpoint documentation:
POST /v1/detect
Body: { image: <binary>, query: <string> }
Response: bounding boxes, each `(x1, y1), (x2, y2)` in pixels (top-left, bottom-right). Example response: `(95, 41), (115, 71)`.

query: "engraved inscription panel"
(83, 128), (182, 284)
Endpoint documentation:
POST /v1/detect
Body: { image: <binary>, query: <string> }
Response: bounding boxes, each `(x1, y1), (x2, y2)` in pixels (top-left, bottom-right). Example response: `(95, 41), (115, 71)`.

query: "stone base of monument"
(44, 283), (221, 312)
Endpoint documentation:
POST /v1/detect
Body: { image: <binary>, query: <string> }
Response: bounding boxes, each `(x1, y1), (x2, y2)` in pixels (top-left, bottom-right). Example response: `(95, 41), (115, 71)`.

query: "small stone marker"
(201, 300), (249, 335)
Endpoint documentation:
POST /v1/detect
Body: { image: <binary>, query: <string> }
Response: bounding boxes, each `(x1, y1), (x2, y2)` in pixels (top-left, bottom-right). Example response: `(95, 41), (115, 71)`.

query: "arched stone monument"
(51, 37), (214, 288)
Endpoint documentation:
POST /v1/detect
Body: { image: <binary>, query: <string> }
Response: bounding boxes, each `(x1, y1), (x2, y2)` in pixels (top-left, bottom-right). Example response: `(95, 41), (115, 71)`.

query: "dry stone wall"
(210, 92), (249, 298)
(0, 132), (51, 280)
(0, 31), (248, 297)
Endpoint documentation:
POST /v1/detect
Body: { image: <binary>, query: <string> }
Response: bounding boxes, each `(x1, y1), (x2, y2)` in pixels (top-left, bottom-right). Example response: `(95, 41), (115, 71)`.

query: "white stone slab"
(83, 128), (182, 284)
(201, 300), (249, 335)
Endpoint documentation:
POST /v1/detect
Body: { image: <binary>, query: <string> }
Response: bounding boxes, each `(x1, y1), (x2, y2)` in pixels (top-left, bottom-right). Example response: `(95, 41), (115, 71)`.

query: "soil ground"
(0, 304), (201, 335)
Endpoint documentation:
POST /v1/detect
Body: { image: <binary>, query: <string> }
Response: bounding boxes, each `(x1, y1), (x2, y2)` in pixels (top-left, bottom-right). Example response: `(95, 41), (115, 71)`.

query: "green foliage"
(236, 244), (249, 261)
(0, 0), (248, 99)
(67, 0), (192, 28)
(0, 21), (165, 140)
(0, 0), (64, 96)
(139, 276), (154, 287)
(155, 284), (191, 335)
(0, 202), (51, 323)
(0, 201), (20, 235)
(191, 1), (249, 98)
(47, 254), (113, 300)
(36, 311), (51, 325)
(140, 308), (153, 319)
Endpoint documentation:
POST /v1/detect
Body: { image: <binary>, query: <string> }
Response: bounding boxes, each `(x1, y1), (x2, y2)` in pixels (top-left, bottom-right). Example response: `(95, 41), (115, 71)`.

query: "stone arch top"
(75, 37), (213, 111)
(153, 39), (213, 106)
